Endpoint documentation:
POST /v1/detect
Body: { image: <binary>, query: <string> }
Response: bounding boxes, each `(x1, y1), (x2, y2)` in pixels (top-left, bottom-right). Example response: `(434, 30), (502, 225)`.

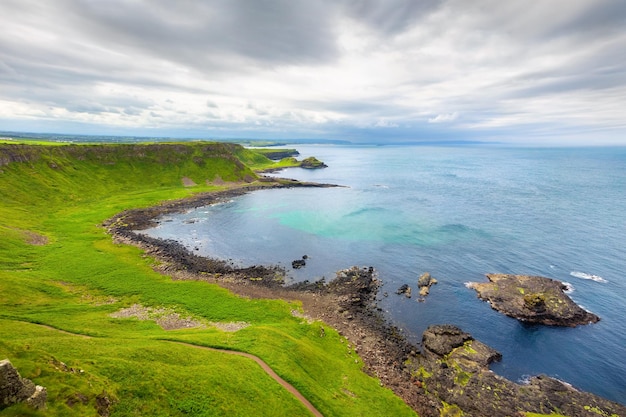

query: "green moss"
(523, 293), (546, 309)
(454, 371), (472, 387)
(415, 366), (433, 379)
(462, 340), (477, 354)
(440, 401), (464, 417)
(300, 156), (327, 169)
(583, 405), (618, 417)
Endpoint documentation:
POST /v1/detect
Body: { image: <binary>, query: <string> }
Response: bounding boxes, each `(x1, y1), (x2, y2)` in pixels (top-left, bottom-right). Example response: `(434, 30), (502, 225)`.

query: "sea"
(144, 144), (626, 404)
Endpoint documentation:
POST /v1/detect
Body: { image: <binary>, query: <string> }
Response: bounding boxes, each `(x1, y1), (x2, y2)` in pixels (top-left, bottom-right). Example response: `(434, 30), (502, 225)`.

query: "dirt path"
(166, 341), (324, 417)
(14, 321), (323, 416)
(13, 321), (94, 339)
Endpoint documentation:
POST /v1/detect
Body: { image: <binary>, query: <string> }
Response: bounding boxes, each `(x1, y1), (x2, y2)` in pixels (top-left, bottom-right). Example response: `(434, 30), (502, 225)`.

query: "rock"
(396, 284), (408, 294)
(414, 326), (626, 417)
(0, 359), (47, 410)
(96, 391), (112, 416)
(299, 157), (328, 169)
(396, 284), (412, 297)
(467, 273), (600, 326)
(292, 259), (306, 269)
(421, 324), (473, 359)
(417, 272), (432, 288)
(261, 149), (300, 160)
(417, 272), (437, 297)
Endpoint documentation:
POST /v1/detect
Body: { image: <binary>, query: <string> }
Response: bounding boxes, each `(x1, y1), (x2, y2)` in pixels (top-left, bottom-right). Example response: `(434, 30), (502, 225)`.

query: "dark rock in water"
(0, 359), (47, 410)
(292, 259), (306, 269)
(396, 284), (411, 297)
(467, 273), (600, 326)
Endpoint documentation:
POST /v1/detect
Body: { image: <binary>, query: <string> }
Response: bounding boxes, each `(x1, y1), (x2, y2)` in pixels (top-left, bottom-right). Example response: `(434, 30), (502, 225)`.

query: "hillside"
(0, 142), (416, 416)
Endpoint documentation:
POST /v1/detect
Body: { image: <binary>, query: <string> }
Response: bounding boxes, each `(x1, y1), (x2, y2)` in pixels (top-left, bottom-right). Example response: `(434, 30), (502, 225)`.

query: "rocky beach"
(104, 178), (626, 417)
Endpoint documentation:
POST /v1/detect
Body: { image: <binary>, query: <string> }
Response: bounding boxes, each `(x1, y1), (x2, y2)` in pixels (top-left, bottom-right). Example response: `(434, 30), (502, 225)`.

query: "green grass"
(0, 142), (416, 416)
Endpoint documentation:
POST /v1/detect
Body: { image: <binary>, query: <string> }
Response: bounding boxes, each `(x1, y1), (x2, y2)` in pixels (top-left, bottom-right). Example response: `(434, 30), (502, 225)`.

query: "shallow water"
(145, 144), (626, 403)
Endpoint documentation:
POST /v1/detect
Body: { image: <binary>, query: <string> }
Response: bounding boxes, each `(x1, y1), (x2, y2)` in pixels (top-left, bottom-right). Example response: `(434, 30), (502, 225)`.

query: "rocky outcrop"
(300, 156), (328, 169)
(260, 149), (300, 160)
(0, 359), (47, 410)
(411, 325), (626, 417)
(417, 272), (437, 297)
(467, 273), (600, 326)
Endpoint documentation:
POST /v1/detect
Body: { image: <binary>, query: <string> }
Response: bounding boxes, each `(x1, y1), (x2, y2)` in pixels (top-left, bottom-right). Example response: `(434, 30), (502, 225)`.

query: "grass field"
(0, 142), (417, 416)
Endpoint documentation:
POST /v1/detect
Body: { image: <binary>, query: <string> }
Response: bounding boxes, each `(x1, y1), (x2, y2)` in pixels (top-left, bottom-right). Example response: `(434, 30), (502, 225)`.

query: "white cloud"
(0, 0), (625, 144)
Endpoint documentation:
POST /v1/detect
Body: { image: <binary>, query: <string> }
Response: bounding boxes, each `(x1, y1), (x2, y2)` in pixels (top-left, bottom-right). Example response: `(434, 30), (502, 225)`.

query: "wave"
(562, 282), (574, 294)
(569, 271), (608, 283)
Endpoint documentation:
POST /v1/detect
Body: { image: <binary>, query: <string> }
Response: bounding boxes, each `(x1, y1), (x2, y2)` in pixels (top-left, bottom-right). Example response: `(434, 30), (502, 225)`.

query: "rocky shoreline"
(103, 179), (626, 417)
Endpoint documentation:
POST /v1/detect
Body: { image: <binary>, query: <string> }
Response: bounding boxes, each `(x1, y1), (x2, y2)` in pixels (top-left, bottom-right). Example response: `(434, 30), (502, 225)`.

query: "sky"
(1, 0), (625, 145)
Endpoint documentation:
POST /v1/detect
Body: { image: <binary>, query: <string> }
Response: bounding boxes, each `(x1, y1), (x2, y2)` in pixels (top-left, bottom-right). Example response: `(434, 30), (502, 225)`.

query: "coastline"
(103, 177), (626, 417)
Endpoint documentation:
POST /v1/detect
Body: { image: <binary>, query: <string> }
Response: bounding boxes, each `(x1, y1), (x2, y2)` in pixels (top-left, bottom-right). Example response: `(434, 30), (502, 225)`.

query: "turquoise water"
(146, 145), (626, 403)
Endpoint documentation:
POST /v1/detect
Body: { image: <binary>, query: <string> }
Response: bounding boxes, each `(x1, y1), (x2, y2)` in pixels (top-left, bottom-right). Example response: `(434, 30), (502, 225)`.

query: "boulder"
(421, 324), (474, 359)
(396, 284), (412, 297)
(417, 272), (437, 297)
(0, 359), (46, 410)
(292, 259), (306, 269)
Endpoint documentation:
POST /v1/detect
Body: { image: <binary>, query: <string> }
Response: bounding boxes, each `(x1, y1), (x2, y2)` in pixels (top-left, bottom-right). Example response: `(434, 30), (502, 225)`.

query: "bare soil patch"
(181, 176), (197, 187)
(110, 304), (250, 332)
(110, 304), (205, 330)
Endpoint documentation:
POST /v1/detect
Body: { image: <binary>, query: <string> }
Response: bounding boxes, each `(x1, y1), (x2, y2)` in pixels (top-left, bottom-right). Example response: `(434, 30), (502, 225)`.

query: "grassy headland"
(0, 142), (416, 416)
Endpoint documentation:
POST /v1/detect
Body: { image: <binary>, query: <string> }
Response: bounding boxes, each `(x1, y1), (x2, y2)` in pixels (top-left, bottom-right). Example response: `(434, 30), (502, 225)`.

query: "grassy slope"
(0, 143), (416, 417)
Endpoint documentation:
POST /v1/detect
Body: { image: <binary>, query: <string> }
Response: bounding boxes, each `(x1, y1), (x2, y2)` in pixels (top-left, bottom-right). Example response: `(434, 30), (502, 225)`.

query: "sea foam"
(562, 282), (574, 293)
(570, 271), (608, 283)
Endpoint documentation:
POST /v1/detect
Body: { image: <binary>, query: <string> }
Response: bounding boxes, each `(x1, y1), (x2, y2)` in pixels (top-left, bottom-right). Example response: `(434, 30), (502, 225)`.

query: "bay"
(145, 144), (626, 403)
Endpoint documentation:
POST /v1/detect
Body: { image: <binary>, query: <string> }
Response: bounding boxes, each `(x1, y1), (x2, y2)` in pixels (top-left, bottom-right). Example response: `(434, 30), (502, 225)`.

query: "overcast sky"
(1, 0), (625, 144)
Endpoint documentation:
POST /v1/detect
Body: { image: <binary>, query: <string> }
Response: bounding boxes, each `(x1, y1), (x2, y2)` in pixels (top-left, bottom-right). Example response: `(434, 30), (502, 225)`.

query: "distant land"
(0, 130), (497, 147)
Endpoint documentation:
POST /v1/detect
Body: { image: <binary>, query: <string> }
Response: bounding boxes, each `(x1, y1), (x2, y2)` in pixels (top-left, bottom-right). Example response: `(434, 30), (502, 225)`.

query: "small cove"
(144, 144), (626, 403)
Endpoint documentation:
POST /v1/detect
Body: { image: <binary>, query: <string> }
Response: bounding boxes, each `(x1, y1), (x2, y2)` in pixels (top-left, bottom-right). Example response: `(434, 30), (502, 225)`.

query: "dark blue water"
(146, 145), (626, 403)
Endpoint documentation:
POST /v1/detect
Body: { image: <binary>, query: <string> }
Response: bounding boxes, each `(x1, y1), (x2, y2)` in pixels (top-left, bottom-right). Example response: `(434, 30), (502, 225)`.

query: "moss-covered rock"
(300, 156), (328, 169)
(411, 325), (626, 417)
(467, 274), (600, 326)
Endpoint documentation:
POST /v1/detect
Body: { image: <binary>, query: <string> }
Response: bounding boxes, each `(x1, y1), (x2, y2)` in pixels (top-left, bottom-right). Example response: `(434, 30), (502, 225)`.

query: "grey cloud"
(1, 0), (625, 143)
(66, 0), (340, 69)
(341, 0), (440, 34)
(547, 0), (626, 39)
